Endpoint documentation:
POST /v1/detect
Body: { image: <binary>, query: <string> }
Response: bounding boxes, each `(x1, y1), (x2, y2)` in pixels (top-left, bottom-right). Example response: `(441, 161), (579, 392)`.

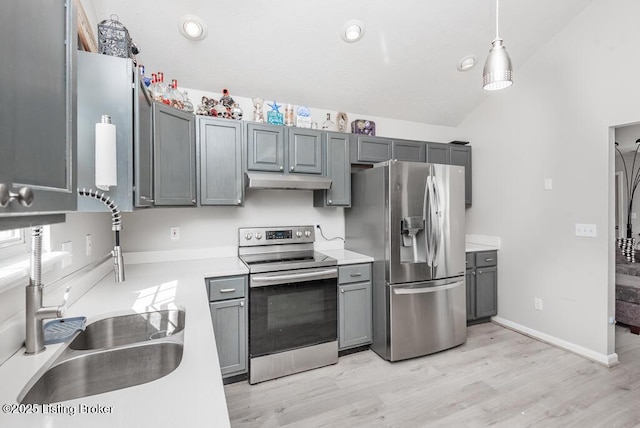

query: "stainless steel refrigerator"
(345, 160), (467, 361)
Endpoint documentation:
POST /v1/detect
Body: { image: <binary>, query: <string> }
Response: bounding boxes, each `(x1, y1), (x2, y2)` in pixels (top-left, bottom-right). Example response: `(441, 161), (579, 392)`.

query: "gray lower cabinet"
(198, 117), (243, 206)
(466, 251), (498, 323)
(338, 263), (372, 350)
(207, 275), (248, 378)
(0, 0), (76, 221)
(314, 132), (351, 207)
(153, 102), (197, 206)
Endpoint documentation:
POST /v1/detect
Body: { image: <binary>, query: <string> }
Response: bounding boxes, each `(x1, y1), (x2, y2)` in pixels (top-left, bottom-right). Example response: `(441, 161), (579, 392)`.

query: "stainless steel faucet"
(25, 227), (69, 355)
(78, 188), (125, 283)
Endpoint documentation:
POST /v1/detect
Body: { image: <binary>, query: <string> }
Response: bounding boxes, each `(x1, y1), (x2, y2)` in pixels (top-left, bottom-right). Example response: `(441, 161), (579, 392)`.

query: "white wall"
(459, 0), (640, 361)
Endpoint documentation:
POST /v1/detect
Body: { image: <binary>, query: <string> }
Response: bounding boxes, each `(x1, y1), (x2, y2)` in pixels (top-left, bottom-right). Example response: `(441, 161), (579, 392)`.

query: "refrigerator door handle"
(423, 174), (433, 266)
(431, 172), (442, 266)
(392, 280), (464, 295)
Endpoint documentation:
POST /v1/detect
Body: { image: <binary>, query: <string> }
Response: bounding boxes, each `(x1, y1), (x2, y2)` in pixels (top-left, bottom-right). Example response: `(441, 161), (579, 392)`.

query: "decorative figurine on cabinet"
(351, 119), (376, 136)
(267, 100), (284, 125)
(252, 97), (265, 122)
(296, 105), (312, 128)
(337, 112), (348, 133)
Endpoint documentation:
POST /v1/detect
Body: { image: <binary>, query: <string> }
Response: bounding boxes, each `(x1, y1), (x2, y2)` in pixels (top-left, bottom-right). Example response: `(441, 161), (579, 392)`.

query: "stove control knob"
(295, 230), (303, 238)
(255, 232), (263, 240)
(304, 230), (312, 238)
(244, 232), (253, 241)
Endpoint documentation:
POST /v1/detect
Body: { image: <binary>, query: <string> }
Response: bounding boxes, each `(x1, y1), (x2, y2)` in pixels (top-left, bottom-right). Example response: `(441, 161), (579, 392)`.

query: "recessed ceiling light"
(179, 15), (207, 41)
(341, 20), (365, 43)
(457, 55), (477, 72)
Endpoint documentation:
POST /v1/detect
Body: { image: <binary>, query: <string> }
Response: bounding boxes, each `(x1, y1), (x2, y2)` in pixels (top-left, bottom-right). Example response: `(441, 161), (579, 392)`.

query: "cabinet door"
(135, 80), (154, 207)
(288, 128), (323, 174)
(393, 140), (426, 162)
(199, 118), (243, 206)
(354, 136), (392, 163)
(466, 269), (476, 321)
(426, 143), (450, 164)
(339, 281), (372, 350)
(152, 103), (196, 206)
(475, 266), (497, 319)
(210, 299), (247, 377)
(449, 145), (472, 205)
(0, 0), (76, 215)
(246, 123), (285, 172)
(314, 132), (350, 207)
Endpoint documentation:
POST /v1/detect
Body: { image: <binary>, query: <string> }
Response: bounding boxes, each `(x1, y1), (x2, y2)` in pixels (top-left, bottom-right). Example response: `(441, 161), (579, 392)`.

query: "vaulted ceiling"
(89, 0), (594, 126)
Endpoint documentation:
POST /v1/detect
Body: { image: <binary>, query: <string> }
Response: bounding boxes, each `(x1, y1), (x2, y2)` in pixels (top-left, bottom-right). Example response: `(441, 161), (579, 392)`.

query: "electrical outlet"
(85, 234), (92, 256)
(544, 178), (553, 190)
(534, 297), (543, 311)
(575, 223), (597, 238)
(170, 227), (180, 241)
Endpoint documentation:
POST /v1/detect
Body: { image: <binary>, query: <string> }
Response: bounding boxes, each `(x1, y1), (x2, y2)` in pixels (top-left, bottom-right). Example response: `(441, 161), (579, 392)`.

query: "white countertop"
(0, 257), (247, 428)
(319, 249), (374, 265)
(465, 243), (500, 252)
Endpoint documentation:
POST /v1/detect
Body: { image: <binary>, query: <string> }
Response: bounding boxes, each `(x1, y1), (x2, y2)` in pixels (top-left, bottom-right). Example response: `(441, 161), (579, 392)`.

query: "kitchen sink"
(69, 309), (185, 350)
(18, 309), (186, 404)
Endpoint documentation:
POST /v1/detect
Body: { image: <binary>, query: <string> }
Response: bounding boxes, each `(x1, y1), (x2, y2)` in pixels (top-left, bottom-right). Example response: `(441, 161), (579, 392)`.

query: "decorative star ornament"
(268, 100), (281, 113)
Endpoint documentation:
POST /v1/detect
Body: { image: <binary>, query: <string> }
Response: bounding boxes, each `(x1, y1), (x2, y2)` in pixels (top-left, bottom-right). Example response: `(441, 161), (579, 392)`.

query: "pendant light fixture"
(482, 0), (513, 90)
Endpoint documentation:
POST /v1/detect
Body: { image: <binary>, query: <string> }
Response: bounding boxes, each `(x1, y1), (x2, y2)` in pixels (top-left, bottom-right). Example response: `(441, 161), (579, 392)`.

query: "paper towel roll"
(95, 116), (117, 191)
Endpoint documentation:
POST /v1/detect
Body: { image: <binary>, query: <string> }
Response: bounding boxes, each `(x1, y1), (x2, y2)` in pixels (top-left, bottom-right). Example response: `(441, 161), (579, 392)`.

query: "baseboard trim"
(491, 316), (619, 368)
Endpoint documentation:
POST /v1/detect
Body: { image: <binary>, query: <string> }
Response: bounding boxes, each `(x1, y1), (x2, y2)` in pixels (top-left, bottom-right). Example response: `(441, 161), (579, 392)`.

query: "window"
(0, 228), (27, 259)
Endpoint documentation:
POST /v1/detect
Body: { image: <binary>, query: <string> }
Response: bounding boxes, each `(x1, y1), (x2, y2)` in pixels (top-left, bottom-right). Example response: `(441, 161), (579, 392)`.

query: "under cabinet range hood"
(245, 172), (332, 190)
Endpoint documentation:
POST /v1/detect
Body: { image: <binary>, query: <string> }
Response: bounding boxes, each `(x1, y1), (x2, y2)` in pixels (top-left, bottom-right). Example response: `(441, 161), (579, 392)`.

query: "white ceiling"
(90, 0), (593, 127)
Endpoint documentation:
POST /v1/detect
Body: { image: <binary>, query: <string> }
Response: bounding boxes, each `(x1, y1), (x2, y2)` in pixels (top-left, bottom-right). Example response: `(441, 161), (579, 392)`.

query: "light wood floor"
(224, 323), (640, 427)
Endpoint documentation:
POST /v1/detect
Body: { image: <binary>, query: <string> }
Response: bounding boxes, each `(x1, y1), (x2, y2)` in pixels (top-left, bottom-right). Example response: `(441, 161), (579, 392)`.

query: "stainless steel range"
(238, 225), (338, 384)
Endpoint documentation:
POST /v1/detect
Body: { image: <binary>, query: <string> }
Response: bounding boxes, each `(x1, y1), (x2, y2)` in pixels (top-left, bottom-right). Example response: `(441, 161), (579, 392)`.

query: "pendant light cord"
(495, 0), (500, 39)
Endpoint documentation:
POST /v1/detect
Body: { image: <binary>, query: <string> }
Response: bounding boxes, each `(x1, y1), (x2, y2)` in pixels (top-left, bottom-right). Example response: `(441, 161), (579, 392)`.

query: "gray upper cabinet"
(314, 132), (351, 207)
(246, 123), (285, 172)
(351, 136), (393, 163)
(153, 103), (197, 206)
(426, 143), (450, 164)
(198, 117), (243, 206)
(392, 140), (426, 162)
(77, 52), (137, 212)
(0, 0), (76, 218)
(449, 145), (472, 205)
(287, 128), (323, 174)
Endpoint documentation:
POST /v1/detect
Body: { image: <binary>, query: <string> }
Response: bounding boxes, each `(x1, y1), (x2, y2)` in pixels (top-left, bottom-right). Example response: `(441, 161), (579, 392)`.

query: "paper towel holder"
(95, 114), (117, 191)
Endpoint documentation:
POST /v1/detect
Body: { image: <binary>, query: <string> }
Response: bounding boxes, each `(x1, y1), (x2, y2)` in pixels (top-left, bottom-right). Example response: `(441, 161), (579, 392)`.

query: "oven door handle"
(250, 268), (338, 287)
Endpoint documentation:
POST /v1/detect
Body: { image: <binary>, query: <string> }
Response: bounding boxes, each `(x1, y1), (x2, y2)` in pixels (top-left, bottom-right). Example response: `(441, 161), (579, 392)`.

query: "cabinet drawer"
(466, 252), (475, 269)
(208, 276), (246, 301)
(475, 251), (497, 268)
(339, 264), (371, 284)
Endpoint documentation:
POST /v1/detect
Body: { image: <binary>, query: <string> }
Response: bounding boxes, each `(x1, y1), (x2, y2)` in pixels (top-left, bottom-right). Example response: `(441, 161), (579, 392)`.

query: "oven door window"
(250, 278), (337, 357)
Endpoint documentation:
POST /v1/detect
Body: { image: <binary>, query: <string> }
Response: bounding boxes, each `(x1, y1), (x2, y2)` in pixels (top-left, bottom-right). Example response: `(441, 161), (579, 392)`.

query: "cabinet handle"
(328, 200), (332, 204)
(240, 301), (244, 307)
(484, 258), (494, 262)
(279, 166), (284, 171)
(349, 273), (362, 277)
(290, 166), (295, 172)
(472, 271), (476, 275)
(219, 288), (236, 293)
(0, 184), (34, 208)
(237, 199), (242, 204)
(141, 196), (155, 203)
(477, 270), (483, 275)
(340, 289), (345, 293)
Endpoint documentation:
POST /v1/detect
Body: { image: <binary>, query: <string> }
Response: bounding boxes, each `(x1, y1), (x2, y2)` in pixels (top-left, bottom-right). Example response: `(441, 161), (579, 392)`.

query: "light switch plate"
(544, 178), (553, 190)
(575, 224), (597, 237)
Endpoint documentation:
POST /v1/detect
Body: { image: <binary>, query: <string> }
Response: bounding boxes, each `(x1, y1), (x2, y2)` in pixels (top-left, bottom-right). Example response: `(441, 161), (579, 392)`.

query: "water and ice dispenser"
(401, 216), (426, 263)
